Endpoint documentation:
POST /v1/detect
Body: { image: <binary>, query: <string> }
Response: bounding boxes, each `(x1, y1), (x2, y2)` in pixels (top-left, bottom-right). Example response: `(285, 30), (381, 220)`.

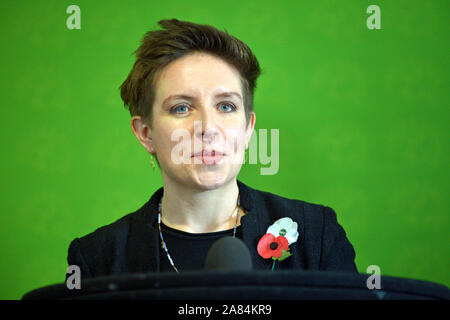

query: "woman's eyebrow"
(162, 91), (242, 105)
(162, 94), (194, 106)
(215, 91), (242, 101)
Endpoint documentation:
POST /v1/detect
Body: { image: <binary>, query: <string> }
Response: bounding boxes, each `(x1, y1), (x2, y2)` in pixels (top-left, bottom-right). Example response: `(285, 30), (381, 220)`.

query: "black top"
(67, 180), (358, 279)
(159, 223), (243, 272)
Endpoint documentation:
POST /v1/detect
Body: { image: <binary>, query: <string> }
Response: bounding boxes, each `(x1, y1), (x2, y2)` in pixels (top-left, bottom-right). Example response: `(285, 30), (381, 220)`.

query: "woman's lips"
(192, 150), (225, 165)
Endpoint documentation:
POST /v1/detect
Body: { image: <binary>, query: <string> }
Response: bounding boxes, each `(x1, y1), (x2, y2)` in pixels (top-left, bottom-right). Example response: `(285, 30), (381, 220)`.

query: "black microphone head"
(205, 236), (252, 271)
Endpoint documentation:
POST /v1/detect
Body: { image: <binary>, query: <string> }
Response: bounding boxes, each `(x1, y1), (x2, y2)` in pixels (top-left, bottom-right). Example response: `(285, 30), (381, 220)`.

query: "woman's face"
(144, 52), (255, 190)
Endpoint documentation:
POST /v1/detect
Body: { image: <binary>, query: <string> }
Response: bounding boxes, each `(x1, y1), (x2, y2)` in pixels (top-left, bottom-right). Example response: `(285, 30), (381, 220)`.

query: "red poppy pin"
(257, 217), (299, 271)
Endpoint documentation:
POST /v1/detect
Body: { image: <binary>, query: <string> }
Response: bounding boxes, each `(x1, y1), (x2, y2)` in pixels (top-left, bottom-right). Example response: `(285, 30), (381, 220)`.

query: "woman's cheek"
(224, 129), (246, 162)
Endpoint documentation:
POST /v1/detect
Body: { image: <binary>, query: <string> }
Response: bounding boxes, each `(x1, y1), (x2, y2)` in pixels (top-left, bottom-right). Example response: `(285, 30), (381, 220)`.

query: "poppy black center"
(270, 242), (278, 250)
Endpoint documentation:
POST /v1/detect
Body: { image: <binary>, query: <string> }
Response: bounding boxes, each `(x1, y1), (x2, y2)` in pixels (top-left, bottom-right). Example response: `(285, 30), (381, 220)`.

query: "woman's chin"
(163, 162), (241, 190)
(194, 172), (229, 190)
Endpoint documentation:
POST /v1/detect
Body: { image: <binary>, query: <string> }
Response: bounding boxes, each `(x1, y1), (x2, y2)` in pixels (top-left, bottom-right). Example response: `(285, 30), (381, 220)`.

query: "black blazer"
(67, 180), (358, 279)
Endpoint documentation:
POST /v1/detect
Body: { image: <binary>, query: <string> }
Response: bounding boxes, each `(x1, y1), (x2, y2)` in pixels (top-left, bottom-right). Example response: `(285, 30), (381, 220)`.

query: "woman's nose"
(195, 108), (219, 143)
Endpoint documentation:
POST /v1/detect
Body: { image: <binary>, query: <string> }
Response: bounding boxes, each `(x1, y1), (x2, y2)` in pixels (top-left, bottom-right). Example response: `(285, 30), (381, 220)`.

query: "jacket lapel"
(238, 180), (304, 271)
(238, 180), (273, 270)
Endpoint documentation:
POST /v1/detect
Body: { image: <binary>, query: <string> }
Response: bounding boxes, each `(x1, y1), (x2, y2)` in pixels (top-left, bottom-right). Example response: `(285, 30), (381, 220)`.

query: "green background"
(1, 0), (448, 299)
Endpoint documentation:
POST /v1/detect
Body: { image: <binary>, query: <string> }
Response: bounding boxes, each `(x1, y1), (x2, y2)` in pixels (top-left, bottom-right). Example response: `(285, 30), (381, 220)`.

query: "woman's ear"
(131, 116), (155, 154)
(245, 112), (256, 149)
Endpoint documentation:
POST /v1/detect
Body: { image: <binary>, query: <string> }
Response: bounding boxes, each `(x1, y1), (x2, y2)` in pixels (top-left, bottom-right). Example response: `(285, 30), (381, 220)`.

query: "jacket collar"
(126, 179), (278, 273)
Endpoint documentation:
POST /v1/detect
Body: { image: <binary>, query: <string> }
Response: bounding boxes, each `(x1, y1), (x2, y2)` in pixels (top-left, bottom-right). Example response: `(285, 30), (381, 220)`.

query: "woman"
(67, 19), (357, 277)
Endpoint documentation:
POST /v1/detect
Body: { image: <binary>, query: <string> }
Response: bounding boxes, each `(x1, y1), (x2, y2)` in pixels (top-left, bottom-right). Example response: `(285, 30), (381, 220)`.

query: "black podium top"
(22, 270), (450, 300)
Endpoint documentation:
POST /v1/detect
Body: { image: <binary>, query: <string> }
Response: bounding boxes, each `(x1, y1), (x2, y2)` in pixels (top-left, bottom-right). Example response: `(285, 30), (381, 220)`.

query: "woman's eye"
(171, 103), (236, 115)
(171, 104), (190, 114)
(218, 102), (236, 113)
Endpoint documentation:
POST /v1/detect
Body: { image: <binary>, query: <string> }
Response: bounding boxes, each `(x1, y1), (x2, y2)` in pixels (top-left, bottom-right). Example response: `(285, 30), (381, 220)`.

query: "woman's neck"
(159, 177), (243, 233)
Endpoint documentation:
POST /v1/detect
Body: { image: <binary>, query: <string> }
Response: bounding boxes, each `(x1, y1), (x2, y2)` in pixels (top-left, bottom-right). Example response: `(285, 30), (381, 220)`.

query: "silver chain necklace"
(157, 195), (241, 273)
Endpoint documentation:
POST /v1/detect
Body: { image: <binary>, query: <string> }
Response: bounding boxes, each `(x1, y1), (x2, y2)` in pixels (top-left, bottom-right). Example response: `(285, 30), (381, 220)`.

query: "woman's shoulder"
(239, 180), (329, 220)
(69, 200), (153, 252)
(240, 181), (348, 240)
(72, 186), (163, 246)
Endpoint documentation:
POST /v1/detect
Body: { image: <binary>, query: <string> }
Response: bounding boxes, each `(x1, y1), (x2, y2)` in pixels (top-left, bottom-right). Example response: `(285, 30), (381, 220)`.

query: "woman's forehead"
(154, 53), (243, 103)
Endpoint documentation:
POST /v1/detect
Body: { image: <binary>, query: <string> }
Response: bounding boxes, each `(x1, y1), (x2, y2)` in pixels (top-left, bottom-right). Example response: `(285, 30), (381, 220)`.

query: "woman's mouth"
(192, 150), (225, 165)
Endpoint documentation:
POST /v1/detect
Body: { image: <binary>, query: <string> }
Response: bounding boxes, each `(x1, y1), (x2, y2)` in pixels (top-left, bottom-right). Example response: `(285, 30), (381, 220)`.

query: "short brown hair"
(120, 19), (261, 127)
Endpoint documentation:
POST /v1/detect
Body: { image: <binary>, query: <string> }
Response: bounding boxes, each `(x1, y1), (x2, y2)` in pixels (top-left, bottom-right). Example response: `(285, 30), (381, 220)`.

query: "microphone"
(204, 236), (253, 271)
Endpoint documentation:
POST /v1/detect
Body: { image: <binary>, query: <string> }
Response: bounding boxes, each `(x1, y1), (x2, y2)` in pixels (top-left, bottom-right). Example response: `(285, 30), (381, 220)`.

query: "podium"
(22, 270), (449, 300)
